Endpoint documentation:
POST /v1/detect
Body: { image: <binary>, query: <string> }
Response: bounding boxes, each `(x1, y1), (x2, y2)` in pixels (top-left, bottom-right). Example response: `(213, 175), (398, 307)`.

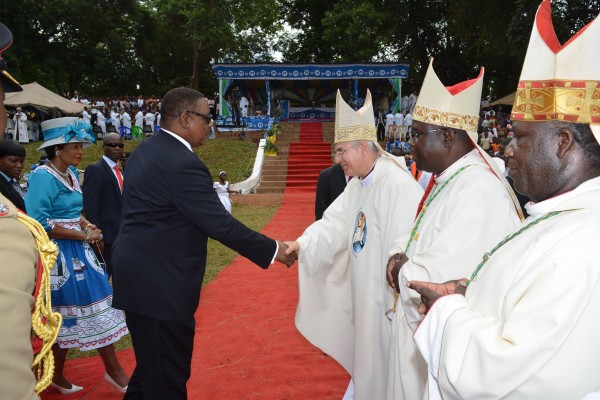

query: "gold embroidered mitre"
(511, 0), (600, 143)
(334, 89), (377, 143)
(413, 59), (484, 142)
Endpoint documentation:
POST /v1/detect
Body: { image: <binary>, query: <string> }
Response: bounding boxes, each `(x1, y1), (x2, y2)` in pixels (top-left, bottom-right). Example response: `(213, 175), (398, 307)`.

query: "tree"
(148, 0), (284, 95)
(1, 0), (142, 97)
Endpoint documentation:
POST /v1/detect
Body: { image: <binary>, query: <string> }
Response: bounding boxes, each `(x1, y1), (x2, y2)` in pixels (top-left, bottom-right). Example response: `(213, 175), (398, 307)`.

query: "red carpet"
(286, 122), (333, 194)
(41, 123), (348, 399)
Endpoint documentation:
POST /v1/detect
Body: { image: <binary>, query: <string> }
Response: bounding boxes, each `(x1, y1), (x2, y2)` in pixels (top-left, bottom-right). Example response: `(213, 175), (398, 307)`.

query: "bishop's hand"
(386, 252), (409, 292)
(407, 279), (468, 314)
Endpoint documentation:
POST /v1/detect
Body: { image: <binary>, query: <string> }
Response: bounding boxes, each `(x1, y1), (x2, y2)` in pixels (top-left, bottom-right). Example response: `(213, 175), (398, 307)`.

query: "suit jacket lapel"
(0, 177), (26, 210)
(101, 159), (122, 198)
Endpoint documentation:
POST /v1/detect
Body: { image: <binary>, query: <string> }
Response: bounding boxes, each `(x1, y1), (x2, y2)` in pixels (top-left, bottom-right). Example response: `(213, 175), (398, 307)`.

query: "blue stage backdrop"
(213, 63), (410, 129)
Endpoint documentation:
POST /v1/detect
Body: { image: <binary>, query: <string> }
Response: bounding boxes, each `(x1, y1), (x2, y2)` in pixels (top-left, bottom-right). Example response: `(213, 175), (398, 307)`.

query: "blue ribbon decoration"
(44, 121), (96, 145)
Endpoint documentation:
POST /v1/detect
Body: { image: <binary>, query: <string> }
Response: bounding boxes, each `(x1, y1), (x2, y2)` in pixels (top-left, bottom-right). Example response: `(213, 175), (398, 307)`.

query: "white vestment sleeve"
(399, 178), (519, 330)
(295, 189), (354, 372)
(413, 295), (468, 400)
(416, 223), (600, 399)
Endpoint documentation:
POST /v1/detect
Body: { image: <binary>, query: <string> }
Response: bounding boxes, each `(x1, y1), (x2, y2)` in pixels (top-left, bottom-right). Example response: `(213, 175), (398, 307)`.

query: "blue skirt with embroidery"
(50, 237), (128, 350)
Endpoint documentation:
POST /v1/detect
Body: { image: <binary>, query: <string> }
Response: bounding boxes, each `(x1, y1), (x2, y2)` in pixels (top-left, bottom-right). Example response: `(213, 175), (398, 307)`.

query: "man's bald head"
(102, 133), (124, 162)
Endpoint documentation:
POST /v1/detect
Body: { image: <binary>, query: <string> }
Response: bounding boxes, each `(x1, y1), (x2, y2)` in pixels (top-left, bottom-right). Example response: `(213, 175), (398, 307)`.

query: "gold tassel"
(16, 212), (62, 394)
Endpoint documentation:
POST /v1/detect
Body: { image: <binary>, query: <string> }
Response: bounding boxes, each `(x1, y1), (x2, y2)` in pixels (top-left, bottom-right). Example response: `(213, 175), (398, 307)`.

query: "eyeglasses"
(333, 144), (357, 158)
(410, 128), (445, 141)
(184, 110), (212, 123)
(104, 143), (125, 148)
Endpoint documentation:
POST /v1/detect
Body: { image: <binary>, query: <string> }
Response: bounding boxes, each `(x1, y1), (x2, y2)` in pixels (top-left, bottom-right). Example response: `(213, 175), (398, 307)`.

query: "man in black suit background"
(111, 87), (296, 399)
(0, 139), (26, 212)
(82, 132), (124, 277)
(315, 163), (347, 220)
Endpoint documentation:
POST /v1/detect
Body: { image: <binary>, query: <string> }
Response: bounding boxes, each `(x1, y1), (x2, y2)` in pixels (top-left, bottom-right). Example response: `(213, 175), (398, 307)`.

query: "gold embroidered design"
(512, 80), (600, 123)
(413, 105), (479, 132)
(335, 125), (377, 142)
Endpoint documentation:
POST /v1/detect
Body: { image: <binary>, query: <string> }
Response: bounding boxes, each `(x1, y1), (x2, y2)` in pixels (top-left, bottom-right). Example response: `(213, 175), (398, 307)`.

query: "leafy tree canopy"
(1, 0), (597, 100)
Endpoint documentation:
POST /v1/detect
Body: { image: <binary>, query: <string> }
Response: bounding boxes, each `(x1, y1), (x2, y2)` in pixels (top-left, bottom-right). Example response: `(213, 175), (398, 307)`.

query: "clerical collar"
(359, 156), (381, 188)
(525, 176), (600, 221)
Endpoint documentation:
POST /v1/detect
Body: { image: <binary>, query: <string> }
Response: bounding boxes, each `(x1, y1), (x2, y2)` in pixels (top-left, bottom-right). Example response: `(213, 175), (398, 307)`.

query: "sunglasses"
(184, 110), (213, 123)
(104, 143), (125, 148)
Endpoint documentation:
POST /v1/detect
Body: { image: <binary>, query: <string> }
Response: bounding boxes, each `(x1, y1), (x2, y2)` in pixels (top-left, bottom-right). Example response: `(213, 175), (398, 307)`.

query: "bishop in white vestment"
(411, 2), (600, 398)
(289, 90), (423, 400)
(386, 60), (522, 400)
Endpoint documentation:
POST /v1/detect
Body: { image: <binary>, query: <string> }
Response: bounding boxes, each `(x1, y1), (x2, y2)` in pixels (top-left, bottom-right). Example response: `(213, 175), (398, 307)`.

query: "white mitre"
(335, 89), (408, 170)
(413, 58), (484, 142)
(413, 59), (524, 220)
(511, 0), (600, 143)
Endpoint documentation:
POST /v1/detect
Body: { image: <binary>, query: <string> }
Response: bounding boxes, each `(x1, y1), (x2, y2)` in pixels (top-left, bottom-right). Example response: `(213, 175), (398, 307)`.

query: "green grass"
(21, 137), (280, 359)
(21, 136), (258, 182)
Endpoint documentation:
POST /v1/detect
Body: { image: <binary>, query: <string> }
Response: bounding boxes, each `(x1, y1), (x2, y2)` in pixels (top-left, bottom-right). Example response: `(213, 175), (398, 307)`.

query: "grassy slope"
(21, 137), (280, 358)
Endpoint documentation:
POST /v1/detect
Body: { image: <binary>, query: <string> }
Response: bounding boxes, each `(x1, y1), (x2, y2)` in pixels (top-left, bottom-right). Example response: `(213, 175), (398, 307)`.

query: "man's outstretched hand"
(386, 253), (409, 292)
(407, 279), (468, 314)
(275, 240), (297, 267)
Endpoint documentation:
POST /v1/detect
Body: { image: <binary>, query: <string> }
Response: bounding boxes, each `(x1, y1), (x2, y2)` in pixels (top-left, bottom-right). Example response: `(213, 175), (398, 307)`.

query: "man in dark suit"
(111, 87), (296, 399)
(0, 139), (26, 212)
(82, 133), (124, 277)
(315, 163), (347, 220)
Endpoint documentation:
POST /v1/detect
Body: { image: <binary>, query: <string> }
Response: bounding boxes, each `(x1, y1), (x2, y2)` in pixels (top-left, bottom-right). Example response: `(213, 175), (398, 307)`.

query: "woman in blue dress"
(25, 117), (129, 394)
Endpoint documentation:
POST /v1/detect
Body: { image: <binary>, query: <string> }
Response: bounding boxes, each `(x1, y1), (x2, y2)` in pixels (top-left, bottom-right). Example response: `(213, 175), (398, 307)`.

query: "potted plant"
(264, 124), (278, 156)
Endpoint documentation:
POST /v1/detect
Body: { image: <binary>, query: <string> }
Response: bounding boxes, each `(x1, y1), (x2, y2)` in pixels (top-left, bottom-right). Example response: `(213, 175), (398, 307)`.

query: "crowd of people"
(2, 1), (600, 399)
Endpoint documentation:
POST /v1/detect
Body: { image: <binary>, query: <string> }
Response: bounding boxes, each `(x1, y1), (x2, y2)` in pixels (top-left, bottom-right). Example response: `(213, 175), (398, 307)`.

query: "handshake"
(274, 240), (300, 267)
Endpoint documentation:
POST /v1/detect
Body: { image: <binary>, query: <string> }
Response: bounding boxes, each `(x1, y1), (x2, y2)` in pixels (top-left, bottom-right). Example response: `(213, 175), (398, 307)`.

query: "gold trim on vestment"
(511, 80), (600, 123)
(335, 125), (377, 143)
(413, 105), (479, 132)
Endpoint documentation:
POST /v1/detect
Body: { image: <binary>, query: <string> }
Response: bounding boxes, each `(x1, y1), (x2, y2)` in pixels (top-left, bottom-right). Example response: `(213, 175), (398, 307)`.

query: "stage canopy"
(490, 92), (516, 106)
(4, 82), (85, 115)
(212, 63), (409, 127)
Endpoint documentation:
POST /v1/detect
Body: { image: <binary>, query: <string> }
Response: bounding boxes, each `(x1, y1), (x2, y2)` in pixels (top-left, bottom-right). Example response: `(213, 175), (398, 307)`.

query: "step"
(258, 181), (287, 189)
(289, 143), (331, 149)
(286, 168), (330, 175)
(284, 187), (317, 194)
(256, 187), (287, 194)
(287, 160), (332, 166)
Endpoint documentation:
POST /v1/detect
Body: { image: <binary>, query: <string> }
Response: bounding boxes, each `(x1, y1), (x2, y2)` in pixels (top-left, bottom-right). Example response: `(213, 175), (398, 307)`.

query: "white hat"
(335, 89), (408, 171)
(511, 0), (600, 143)
(414, 59), (524, 220)
(413, 58), (483, 142)
(38, 117), (95, 151)
(335, 89), (377, 143)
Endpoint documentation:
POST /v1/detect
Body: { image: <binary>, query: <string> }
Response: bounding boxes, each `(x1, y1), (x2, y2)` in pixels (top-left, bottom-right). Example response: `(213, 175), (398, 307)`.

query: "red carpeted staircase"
(285, 122), (333, 194)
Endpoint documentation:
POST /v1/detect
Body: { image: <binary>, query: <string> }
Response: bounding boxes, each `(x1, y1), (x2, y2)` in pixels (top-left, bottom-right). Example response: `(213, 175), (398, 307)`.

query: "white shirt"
(135, 111), (144, 127)
(121, 112), (131, 128)
(103, 155), (122, 185)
